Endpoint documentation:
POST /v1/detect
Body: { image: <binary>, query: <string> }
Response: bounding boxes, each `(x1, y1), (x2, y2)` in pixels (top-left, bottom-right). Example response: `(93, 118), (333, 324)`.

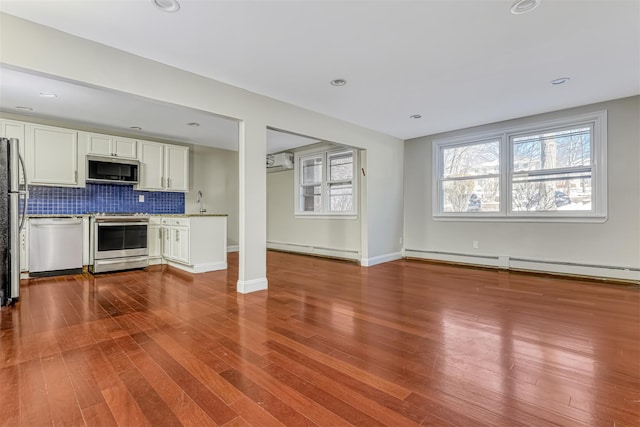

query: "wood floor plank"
(216, 353), (352, 427)
(219, 368), (317, 427)
(119, 367), (184, 427)
(147, 329), (244, 404)
(61, 347), (105, 410)
(102, 379), (152, 427)
(0, 365), (21, 427)
(41, 352), (85, 427)
(81, 402), (118, 427)
(138, 334), (239, 425)
(228, 396), (287, 427)
(17, 358), (53, 427)
(128, 349), (218, 427)
(2, 251), (638, 426)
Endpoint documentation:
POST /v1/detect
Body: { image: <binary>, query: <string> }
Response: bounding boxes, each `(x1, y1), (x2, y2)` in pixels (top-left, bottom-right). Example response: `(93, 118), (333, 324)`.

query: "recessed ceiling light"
(510, 0), (541, 14)
(15, 106), (33, 111)
(330, 79), (347, 87)
(409, 114), (422, 119)
(129, 126), (142, 130)
(550, 77), (570, 85)
(187, 122), (200, 127)
(39, 92), (57, 98)
(152, 0), (181, 13)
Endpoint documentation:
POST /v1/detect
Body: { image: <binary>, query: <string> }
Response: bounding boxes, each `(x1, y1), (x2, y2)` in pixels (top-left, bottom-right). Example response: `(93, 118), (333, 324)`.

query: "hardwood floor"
(1, 251), (639, 426)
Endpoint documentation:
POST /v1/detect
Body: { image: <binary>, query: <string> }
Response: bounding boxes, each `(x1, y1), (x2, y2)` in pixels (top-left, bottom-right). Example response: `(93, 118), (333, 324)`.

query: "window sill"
(295, 214), (359, 220)
(432, 214), (607, 223)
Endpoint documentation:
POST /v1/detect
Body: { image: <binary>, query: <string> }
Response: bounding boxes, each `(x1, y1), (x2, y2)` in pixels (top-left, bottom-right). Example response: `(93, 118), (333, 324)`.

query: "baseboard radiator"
(403, 249), (640, 283)
(267, 241), (360, 261)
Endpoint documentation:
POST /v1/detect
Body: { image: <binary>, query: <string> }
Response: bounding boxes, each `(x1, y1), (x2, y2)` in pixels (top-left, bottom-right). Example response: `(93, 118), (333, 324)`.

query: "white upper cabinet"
(85, 132), (137, 158)
(137, 140), (189, 192)
(0, 119), (26, 184)
(165, 144), (189, 192)
(26, 123), (81, 187)
(137, 140), (164, 190)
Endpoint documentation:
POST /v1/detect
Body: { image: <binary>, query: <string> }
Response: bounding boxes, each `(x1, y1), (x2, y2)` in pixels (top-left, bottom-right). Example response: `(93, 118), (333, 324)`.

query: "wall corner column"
(237, 120), (268, 293)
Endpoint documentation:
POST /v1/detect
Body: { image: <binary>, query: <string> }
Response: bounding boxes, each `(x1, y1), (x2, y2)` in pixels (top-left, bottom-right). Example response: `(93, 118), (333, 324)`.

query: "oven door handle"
(96, 222), (149, 226)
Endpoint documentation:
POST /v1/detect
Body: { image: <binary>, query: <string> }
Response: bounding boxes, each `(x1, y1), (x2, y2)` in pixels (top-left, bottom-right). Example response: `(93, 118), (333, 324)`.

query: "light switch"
(139, 195), (145, 202)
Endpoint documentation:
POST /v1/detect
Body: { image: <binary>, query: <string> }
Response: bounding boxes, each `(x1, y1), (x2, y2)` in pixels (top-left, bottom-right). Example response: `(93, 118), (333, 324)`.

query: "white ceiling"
(1, 0), (638, 144)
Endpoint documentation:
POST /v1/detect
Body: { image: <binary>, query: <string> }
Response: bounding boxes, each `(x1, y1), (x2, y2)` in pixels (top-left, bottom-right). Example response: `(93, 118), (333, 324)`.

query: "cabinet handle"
(74, 170), (78, 182)
(175, 229), (179, 242)
(159, 228), (162, 239)
(161, 177), (164, 188)
(168, 178), (172, 188)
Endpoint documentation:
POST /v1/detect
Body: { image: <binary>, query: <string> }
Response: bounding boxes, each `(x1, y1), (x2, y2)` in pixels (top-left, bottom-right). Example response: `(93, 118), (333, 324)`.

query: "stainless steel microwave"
(86, 155), (139, 185)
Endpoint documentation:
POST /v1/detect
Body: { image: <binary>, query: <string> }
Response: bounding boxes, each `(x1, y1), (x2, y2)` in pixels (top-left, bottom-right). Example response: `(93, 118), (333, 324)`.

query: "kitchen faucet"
(197, 190), (206, 214)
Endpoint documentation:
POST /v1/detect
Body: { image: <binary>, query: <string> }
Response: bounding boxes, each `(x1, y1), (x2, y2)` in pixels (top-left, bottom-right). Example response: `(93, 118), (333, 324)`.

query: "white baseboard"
(227, 245), (239, 253)
(360, 252), (402, 267)
(237, 277), (268, 293)
(403, 249), (640, 282)
(166, 260), (227, 274)
(267, 241), (360, 261)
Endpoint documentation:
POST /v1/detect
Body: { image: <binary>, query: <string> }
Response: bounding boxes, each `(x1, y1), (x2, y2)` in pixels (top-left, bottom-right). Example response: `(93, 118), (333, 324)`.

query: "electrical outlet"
(472, 240), (479, 249)
(138, 195), (144, 203)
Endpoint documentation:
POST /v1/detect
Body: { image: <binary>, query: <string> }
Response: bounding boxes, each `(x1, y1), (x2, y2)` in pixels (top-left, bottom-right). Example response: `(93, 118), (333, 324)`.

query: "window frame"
(294, 147), (358, 218)
(432, 110), (607, 222)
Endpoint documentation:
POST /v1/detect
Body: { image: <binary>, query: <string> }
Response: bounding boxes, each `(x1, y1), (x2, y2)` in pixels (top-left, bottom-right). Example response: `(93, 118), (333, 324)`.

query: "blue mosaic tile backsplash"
(27, 183), (185, 215)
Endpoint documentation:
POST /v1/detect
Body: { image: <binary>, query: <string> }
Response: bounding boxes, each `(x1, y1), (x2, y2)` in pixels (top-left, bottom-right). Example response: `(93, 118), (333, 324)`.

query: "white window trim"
(432, 110), (607, 222)
(294, 147), (358, 218)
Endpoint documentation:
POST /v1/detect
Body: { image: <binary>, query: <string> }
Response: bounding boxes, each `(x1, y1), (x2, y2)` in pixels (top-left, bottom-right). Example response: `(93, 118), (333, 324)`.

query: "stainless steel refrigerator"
(0, 137), (27, 306)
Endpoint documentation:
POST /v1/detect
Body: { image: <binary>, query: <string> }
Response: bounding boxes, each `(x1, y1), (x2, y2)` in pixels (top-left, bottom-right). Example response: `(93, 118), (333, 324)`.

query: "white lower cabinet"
(160, 216), (227, 273)
(148, 217), (163, 265)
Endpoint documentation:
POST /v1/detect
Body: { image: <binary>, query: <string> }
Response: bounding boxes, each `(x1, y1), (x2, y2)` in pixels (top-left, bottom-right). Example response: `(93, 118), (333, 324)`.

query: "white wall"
(267, 169), (361, 260)
(404, 96), (640, 280)
(0, 13), (405, 288)
(186, 145), (239, 249)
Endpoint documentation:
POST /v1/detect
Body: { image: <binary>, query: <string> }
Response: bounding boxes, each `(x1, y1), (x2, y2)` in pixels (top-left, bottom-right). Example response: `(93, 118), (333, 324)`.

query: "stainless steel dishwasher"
(29, 217), (83, 277)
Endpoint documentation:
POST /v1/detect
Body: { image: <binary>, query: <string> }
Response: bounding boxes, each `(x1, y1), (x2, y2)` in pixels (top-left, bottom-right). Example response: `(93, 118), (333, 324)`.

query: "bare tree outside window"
(441, 140), (500, 212)
(511, 126), (592, 211)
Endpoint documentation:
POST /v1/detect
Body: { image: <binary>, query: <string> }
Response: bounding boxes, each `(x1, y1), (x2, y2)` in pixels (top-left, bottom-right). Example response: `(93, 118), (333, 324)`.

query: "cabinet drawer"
(170, 218), (189, 227)
(160, 217), (190, 226)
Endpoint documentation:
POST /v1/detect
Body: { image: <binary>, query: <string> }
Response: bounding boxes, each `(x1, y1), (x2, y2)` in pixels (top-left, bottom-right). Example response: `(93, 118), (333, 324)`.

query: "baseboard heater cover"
(403, 249), (639, 282)
(267, 241), (360, 261)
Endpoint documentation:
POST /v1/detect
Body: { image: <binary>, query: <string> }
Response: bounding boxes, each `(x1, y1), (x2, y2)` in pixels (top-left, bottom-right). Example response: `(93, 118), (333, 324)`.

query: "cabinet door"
(148, 225), (162, 258)
(161, 226), (172, 259)
(0, 119), (26, 184)
(114, 138), (137, 158)
(27, 124), (78, 186)
(165, 145), (189, 191)
(138, 140), (164, 190)
(172, 226), (190, 264)
(87, 134), (112, 156)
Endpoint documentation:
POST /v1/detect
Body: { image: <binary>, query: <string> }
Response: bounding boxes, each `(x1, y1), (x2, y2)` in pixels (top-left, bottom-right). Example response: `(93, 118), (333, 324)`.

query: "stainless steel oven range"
(89, 213), (149, 273)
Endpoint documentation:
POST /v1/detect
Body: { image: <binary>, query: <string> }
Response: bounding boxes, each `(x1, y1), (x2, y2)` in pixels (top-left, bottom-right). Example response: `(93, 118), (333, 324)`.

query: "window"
(433, 111), (607, 221)
(295, 148), (357, 216)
